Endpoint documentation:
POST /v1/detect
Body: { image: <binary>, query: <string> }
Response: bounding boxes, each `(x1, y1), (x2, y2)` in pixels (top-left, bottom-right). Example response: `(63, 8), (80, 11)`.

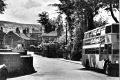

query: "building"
(0, 21), (42, 43)
(30, 28), (42, 44)
(0, 21), (59, 47)
(0, 30), (6, 48)
(4, 31), (36, 50)
(41, 31), (58, 43)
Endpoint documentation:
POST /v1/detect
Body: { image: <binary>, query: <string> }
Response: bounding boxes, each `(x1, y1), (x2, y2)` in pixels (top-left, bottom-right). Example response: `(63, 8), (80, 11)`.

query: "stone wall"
(0, 52), (35, 76)
(0, 53), (21, 74)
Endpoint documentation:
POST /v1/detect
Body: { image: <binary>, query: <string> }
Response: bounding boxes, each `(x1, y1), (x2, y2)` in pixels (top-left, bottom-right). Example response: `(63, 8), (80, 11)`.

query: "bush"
(71, 50), (82, 61)
(41, 43), (56, 58)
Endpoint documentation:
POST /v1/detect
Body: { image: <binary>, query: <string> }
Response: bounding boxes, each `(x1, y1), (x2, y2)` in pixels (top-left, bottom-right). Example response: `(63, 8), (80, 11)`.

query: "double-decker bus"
(82, 23), (119, 75)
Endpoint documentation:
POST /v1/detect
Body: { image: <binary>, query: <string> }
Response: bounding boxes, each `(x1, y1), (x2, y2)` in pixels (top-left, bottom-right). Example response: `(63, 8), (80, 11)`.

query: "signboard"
(84, 36), (105, 45)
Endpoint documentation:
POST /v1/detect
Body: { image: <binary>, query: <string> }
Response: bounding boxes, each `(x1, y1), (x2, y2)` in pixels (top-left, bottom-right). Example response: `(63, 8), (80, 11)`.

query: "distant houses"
(41, 31), (58, 43)
(0, 21), (42, 49)
(0, 30), (6, 48)
(4, 31), (37, 50)
(0, 21), (42, 33)
(0, 21), (58, 50)
(0, 21), (42, 42)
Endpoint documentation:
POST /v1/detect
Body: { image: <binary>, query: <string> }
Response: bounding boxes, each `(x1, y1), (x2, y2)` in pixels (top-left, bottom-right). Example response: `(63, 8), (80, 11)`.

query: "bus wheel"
(85, 60), (90, 70)
(104, 63), (109, 75)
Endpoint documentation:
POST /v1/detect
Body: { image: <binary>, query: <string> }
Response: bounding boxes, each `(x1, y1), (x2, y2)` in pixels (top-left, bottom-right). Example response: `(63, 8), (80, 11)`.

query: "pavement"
(58, 58), (82, 64)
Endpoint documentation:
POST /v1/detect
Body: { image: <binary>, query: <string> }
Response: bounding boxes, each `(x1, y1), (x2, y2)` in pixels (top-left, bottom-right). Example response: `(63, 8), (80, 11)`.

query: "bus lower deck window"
(113, 50), (119, 54)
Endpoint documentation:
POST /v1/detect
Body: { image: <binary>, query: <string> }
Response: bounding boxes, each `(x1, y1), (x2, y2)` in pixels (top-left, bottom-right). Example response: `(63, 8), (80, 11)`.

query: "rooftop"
(41, 31), (57, 37)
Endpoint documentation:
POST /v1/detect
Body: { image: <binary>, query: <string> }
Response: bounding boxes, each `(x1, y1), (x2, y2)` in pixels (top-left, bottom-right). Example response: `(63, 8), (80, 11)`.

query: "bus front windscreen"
(112, 24), (119, 33)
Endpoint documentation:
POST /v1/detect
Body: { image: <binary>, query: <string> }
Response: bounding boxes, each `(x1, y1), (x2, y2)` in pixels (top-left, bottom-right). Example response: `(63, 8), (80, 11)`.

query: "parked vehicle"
(82, 23), (119, 76)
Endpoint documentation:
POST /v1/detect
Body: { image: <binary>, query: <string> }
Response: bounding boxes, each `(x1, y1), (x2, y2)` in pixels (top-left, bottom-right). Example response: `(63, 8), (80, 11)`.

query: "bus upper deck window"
(96, 29), (100, 36)
(89, 32), (92, 38)
(93, 30), (96, 37)
(106, 26), (111, 33)
(101, 27), (105, 35)
(112, 24), (119, 33)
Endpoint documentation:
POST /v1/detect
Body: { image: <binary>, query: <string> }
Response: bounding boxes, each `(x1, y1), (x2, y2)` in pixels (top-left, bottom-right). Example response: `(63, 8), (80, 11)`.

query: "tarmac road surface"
(8, 52), (119, 80)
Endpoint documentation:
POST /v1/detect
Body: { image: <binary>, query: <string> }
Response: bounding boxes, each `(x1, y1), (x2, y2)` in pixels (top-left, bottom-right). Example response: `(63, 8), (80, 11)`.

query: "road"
(8, 52), (119, 80)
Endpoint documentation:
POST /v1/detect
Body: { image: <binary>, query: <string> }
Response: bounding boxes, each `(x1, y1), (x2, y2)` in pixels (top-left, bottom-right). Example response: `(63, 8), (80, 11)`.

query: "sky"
(0, 0), (119, 24)
(94, 8), (119, 24)
(0, 0), (60, 24)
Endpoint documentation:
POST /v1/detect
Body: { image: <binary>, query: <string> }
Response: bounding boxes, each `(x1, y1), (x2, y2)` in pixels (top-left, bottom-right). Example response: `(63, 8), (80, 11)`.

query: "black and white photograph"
(0, 0), (119, 80)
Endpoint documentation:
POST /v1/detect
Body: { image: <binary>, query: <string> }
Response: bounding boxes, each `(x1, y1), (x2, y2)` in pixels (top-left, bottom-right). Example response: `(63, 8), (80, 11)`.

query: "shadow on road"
(76, 68), (119, 77)
(8, 69), (37, 78)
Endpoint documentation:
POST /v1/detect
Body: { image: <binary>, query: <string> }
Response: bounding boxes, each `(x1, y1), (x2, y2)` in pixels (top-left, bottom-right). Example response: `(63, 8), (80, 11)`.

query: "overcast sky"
(0, 0), (60, 24)
(0, 0), (119, 24)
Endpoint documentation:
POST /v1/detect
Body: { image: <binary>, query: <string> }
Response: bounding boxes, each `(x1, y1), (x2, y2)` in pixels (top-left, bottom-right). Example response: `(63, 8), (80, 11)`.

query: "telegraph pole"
(65, 22), (67, 45)
(65, 22), (68, 59)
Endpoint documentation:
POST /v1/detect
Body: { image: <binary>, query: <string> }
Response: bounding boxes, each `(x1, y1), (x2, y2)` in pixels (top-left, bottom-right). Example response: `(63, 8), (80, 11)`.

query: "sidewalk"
(58, 58), (82, 64)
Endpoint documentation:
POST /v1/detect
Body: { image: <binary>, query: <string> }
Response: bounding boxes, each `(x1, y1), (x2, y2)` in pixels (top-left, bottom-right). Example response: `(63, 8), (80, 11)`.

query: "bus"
(82, 23), (119, 75)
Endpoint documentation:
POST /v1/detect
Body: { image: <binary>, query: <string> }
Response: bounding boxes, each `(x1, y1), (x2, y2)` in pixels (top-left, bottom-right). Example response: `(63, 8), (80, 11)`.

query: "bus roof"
(84, 23), (119, 34)
(105, 23), (119, 27)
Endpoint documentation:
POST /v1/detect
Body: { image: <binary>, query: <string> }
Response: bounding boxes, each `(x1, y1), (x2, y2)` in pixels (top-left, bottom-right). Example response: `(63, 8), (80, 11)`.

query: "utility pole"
(65, 22), (67, 45)
(65, 22), (68, 59)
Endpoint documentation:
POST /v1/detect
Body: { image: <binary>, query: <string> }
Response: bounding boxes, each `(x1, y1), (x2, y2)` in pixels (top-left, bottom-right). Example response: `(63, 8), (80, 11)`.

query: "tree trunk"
(88, 11), (95, 30)
(109, 1), (119, 23)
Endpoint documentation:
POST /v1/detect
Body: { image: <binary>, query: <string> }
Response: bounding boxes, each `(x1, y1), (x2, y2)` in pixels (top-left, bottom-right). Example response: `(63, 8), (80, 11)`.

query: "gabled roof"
(19, 33), (36, 40)
(0, 20), (42, 33)
(19, 33), (30, 40)
(6, 31), (36, 40)
(41, 31), (57, 37)
(6, 31), (21, 38)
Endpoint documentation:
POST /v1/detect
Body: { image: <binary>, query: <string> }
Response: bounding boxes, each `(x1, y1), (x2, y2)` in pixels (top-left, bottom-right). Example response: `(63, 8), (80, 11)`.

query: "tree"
(51, 0), (118, 60)
(0, 0), (6, 14)
(73, 0), (107, 30)
(38, 11), (49, 26)
(51, 0), (75, 41)
(71, 23), (84, 60)
(38, 11), (56, 33)
(94, 16), (108, 28)
(55, 14), (64, 37)
(100, 0), (119, 23)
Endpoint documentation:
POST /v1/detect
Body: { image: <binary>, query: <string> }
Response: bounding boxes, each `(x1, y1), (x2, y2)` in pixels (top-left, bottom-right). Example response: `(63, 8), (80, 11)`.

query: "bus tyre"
(85, 60), (90, 70)
(104, 63), (109, 75)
